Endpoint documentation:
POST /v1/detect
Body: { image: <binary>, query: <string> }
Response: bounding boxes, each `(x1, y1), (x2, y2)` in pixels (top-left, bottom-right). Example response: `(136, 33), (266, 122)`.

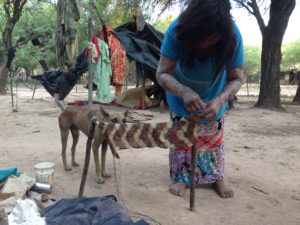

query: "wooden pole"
(87, 0), (94, 109)
(10, 70), (14, 107)
(190, 145), (196, 211)
(31, 80), (37, 99)
(246, 73), (249, 97)
(78, 118), (96, 197)
(15, 78), (18, 111)
(32, 79), (37, 100)
(141, 73), (145, 110)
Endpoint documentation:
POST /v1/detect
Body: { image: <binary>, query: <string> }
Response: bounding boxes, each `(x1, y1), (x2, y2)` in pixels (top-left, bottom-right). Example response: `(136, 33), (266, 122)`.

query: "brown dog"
(58, 106), (128, 184)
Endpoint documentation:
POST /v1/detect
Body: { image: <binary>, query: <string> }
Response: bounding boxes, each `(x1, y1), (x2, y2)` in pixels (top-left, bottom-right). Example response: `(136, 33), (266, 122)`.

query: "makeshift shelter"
(32, 16), (165, 108)
(113, 15), (165, 109)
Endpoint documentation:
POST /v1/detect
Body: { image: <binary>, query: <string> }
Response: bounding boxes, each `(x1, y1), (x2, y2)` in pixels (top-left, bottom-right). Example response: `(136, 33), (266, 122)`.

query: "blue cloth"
(42, 195), (149, 225)
(160, 18), (244, 122)
(0, 167), (20, 181)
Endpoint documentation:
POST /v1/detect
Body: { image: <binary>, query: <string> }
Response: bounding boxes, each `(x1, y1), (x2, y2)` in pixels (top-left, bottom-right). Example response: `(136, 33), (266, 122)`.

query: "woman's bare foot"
(169, 183), (186, 196)
(213, 179), (234, 198)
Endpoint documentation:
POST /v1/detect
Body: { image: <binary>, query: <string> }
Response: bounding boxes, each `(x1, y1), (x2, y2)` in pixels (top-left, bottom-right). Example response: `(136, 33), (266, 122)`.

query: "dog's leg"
(59, 121), (72, 171)
(101, 140), (111, 179)
(92, 139), (104, 184)
(70, 127), (80, 167)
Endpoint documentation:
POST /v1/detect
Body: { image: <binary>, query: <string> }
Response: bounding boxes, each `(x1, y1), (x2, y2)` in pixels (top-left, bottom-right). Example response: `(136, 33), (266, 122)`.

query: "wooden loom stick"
(190, 145), (196, 211)
(78, 118), (96, 197)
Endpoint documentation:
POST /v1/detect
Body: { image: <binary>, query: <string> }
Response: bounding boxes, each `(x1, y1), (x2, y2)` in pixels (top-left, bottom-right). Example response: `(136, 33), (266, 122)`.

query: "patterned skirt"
(169, 112), (225, 186)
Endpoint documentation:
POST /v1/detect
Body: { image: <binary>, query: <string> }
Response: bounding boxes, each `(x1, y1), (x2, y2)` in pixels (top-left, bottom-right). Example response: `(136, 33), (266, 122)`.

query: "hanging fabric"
(100, 25), (126, 96)
(54, 0), (82, 72)
(91, 38), (112, 104)
(84, 35), (101, 63)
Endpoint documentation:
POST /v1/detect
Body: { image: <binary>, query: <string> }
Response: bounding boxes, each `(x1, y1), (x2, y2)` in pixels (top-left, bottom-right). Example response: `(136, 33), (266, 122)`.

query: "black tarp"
(42, 195), (149, 225)
(31, 50), (88, 100)
(114, 20), (165, 102)
(114, 21), (164, 84)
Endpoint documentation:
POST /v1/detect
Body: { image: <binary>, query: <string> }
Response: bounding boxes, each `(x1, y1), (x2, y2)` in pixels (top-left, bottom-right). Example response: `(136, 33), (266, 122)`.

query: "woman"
(156, 0), (244, 198)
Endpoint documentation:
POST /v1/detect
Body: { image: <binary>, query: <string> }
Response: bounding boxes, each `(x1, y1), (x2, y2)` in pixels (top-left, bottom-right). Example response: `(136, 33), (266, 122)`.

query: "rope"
(112, 157), (161, 225)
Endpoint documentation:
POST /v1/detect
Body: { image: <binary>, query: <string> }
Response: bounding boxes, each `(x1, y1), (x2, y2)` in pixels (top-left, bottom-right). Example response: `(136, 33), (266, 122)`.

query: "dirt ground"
(0, 85), (300, 225)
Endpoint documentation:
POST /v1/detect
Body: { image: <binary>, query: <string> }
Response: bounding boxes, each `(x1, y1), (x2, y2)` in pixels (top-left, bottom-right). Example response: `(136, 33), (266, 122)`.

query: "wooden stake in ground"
(78, 118), (96, 197)
(190, 145), (196, 212)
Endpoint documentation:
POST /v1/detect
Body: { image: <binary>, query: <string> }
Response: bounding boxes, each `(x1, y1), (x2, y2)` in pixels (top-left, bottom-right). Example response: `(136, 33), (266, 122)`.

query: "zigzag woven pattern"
(96, 118), (198, 150)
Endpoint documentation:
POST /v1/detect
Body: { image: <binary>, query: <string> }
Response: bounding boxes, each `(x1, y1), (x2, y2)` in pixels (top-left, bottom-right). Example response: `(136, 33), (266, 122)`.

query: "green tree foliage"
(76, 0), (144, 51)
(244, 45), (261, 77)
(2, 0), (163, 75)
(281, 39), (300, 71)
(12, 3), (56, 72)
(153, 15), (174, 32)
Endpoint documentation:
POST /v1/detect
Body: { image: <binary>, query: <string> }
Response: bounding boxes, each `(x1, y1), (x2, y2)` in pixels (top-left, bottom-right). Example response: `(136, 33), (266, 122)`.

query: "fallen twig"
(251, 186), (269, 195)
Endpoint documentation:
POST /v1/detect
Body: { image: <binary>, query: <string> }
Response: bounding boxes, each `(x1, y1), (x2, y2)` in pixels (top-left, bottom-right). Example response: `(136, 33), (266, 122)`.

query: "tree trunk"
(0, 0), (28, 94)
(293, 78), (300, 104)
(0, 20), (14, 95)
(255, 32), (282, 109)
(0, 66), (10, 95)
(255, 0), (295, 109)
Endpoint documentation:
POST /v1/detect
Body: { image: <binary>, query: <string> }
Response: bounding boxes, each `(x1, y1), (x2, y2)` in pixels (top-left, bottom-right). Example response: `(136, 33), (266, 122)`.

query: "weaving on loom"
(95, 118), (198, 150)
(79, 116), (199, 211)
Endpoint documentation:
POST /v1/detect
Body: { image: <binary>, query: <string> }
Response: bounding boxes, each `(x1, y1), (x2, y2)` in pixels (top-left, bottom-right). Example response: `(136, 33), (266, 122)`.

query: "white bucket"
(34, 162), (55, 186)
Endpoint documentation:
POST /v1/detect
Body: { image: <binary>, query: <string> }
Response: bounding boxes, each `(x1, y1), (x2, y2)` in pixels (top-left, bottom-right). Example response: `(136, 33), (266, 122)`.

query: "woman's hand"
(182, 87), (206, 113)
(199, 96), (223, 121)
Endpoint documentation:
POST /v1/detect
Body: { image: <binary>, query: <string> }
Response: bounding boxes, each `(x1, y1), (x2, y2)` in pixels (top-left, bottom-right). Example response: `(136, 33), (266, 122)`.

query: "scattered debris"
(291, 195), (300, 201)
(251, 186), (269, 195)
(31, 130), (41, 134)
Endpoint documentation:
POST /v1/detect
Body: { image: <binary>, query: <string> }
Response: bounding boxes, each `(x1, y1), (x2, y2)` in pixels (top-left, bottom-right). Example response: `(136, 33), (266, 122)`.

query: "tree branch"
(90, 0), (105, 25)
(248, 0), (266, 33)
(233, 0), (266, 33)
(0, 33), (38, 57)
(12, 0), (28, 24)
(3, 1), (12, 20)
(234, 0), (254, 15)
(15, 34), (39, 48)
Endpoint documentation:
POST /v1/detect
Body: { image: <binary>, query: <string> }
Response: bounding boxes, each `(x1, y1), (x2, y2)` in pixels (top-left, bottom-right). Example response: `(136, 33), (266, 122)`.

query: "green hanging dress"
(93, 39), (112, 103)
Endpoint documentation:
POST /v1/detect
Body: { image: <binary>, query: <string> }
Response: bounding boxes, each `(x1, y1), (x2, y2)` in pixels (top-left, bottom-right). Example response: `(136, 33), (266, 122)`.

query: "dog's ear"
(100, 107), (109, 119)
(123, 109), (129, 118)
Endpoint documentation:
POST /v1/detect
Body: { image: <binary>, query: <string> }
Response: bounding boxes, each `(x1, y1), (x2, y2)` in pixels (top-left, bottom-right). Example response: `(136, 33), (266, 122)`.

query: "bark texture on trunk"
(256, 32), (282, 108)
(0, 21), (14, 95)
(293, 78), (300, 104)
(0, 0), (27, 94)
(255, 0), (296, 109)
(0, 66), (9, 95)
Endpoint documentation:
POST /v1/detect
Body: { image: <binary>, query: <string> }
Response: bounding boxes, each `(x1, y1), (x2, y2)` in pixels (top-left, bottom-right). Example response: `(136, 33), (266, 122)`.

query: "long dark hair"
(176, 0), (236, 77)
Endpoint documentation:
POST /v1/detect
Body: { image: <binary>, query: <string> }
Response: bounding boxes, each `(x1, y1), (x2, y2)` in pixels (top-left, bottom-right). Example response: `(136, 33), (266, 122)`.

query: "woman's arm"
(199, 67), (244, 121)
(219, 67), (244, 104)
(156, 56), (206, 113)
